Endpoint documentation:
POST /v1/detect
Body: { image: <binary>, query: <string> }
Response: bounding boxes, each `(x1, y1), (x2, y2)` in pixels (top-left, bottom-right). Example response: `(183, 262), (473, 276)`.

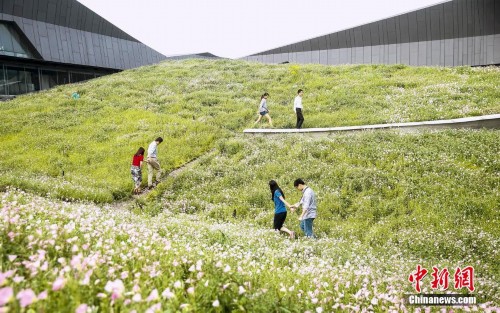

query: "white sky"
(77, 0), (445, 59)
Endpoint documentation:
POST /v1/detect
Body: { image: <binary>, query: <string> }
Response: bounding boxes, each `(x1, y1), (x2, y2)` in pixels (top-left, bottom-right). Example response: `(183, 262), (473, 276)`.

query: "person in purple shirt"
(269, 180), (295, 239)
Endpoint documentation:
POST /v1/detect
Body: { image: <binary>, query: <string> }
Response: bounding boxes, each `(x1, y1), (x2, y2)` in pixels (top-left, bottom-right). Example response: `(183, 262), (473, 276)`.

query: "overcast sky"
(77, 0), (445, 59)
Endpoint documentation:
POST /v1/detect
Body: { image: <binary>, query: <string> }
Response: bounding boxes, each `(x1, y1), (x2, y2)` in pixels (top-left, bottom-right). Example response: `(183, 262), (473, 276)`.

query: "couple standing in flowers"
(254, 89), (305, 129)
(270, 179), (317, 239)
(131, 137), (163, 194)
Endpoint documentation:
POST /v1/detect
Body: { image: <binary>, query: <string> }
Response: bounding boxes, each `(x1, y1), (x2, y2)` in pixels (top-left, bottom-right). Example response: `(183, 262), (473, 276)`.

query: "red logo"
(431, 267), (449, 290)
(454, 266), (475, 292)
(408, 264), (428, 293)
(409, 265), (474, 293)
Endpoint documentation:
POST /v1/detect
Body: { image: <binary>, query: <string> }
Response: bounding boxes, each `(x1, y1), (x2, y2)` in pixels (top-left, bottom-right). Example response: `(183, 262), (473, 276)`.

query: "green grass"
(0, 60), (499, 201)
(149, 129), (500, 265)
(1, 59), (499, 310)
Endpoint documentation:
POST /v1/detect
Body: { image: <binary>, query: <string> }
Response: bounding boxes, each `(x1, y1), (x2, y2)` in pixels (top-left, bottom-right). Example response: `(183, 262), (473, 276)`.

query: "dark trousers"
(296, 108), (304, 129)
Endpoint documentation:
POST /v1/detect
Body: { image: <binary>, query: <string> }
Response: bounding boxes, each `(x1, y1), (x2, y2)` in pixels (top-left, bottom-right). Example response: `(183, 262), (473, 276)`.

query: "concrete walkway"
(244, 114), (500, 136)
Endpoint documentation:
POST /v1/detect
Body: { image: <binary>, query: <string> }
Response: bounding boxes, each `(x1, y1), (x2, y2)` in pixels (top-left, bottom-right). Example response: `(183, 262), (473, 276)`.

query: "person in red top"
(131, 147), (145, 194)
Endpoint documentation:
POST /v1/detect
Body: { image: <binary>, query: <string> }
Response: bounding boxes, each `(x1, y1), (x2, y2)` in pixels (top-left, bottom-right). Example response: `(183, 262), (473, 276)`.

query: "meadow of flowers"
(0, 60), (499, 202)
(1, 188), (499, 312)
(1, 59), (499, 312)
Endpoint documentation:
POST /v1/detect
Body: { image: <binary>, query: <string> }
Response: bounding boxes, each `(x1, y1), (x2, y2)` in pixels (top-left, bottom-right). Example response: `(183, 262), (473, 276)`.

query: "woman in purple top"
(269, 180), (295, 239)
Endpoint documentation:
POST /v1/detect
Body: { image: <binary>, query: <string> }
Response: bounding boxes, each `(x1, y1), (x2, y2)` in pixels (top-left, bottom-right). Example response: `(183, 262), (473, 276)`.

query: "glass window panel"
(70, 72), (94, 83)
(24, 68), (40, 92)
(58, 72), (69, 85)
(0, 65), (6, 95)
(0, 22), (36, 59)
(0, 24), (14, 54)
(41, 70), (58, 89)
(6, 67), (27, 95)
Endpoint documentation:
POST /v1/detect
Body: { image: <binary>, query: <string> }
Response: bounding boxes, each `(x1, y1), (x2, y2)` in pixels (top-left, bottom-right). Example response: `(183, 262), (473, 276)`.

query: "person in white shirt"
(146, 137), (163, 189)
(293, 89), (304, 129)
(291, 178), (317, 238)
(254, 93), (273, 127)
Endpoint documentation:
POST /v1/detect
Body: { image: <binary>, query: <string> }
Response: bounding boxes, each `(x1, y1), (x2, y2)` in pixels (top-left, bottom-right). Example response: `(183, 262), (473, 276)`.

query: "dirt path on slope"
(107, 149), (216, 211)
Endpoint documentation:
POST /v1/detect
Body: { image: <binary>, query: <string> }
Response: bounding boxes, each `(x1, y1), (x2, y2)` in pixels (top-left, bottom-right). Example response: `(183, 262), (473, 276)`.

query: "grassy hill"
(0, 60), (499, 202)
(0, 59), (499, 311)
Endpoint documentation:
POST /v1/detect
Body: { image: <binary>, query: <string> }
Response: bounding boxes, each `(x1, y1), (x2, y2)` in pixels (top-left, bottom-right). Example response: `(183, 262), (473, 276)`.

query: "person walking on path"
(147, 137), (163, 189)
(291, 178), (317, 238)
(254, 93), (273, 127)
(294, 89), (304, 129)
(269, 180), (295, 239)
(131, 147), (145, 194)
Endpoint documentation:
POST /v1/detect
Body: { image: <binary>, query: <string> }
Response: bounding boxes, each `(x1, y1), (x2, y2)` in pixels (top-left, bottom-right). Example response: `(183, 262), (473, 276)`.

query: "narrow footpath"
(244, 113), (500, 136)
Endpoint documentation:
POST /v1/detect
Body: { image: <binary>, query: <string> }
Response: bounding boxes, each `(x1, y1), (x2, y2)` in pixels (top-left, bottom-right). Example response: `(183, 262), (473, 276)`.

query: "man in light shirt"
(293, 89), (304, 129)
(291, 178), (317, 238)
(147, 137), (163, 189)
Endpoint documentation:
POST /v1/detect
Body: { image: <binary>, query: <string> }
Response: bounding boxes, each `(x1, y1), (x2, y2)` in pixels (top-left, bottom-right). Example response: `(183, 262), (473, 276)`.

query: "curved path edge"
(244, 114), (500, 136)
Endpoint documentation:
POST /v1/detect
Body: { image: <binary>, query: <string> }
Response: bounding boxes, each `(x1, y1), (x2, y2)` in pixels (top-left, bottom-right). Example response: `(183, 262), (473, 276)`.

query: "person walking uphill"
(254, 93), (273, 127)
(131, 147), (145, 194)
(294, 89), (304, 129)
(269, 180), (295, 239)
(147, 137), (163, 189)
(291, 178), (317, 238)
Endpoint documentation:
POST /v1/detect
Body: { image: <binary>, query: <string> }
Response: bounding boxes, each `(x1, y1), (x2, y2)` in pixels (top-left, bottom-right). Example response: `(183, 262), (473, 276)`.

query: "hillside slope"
(0, 59), (499, 202)
(1, 59), (499, 310)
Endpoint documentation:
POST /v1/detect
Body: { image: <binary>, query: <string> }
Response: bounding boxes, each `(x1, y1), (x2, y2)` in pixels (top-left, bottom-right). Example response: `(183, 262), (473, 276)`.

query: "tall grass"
(0, 60), (499, 201)
(148, 129), (500, 285)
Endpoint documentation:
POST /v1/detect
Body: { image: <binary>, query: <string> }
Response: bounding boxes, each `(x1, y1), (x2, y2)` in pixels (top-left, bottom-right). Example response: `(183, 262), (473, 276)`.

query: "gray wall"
(0, 0), (166, 70)
(244, 0), (500, 66)
(1, 0), (138, 42)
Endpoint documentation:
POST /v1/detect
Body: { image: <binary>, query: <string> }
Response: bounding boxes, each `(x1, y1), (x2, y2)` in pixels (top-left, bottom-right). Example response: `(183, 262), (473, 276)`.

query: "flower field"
(0, 60), (499, 202)
(1, 59), (499, 312)
(1, 188), (499, 312)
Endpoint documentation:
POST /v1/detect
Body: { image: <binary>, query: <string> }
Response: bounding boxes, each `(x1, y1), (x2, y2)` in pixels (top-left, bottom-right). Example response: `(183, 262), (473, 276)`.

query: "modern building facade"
(244, 0), (500, 67)
(0, 0), (167, 96)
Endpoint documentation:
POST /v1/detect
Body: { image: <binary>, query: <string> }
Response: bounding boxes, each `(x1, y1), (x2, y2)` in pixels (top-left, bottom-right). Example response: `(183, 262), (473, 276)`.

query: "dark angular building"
(244, 0), (500, 67)
(0, 0), (167, 96)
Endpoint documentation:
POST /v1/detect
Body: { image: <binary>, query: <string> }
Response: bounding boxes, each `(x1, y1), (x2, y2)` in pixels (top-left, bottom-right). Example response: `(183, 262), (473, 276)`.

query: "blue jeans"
(300, 218), (315, 238)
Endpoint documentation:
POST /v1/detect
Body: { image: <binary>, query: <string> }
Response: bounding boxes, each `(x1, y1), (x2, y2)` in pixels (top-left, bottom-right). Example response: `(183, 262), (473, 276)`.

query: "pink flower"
(76, 303), (88, 313)
(146, 303), (161, 313)
(70, 254), (82, 271)
(104, 279), (125, 299)
(161, 288), (174, 300)
(16, 289), (37, 308)
(121, 271), (129, 279)
(8, 255), (17, 262)
(7, 232), (15, 241)
(0, 270), (15, 286)
(238, 286), (246, 295)
(132, 293), (142, 302)
(0, 287), (14, 306)
(52, 277), (66, 291)
(146, 289), (159, 302)
(38, 290), (48, 300)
